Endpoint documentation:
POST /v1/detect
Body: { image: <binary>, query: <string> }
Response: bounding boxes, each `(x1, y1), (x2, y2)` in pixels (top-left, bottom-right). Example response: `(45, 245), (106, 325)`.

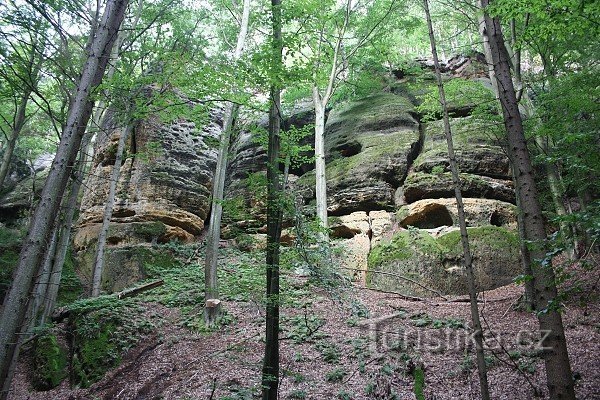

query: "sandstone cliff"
(73, 54), (520, 296)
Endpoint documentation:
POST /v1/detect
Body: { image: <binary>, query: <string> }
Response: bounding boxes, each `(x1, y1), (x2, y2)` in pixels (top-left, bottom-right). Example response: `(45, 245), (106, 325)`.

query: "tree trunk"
(479, 2), (575, 398)
(0, 2), (128, 396)
(312, 91), (328, 237)
(0, 90), (32, 190)
(478, 6), (535, 306)
(25, 226), (59, 333)
(262, 0), (283, 398)
(204, 0), (251, 327)
(91, 123), (133, 297)
(423, 2), (490, 398)
(535, 135), (576, 258)
(41, 132), (94, 324)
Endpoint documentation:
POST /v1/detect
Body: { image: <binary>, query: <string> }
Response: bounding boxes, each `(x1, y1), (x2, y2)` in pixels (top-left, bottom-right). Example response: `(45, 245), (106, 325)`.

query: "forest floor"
(8, 248), (600, 400)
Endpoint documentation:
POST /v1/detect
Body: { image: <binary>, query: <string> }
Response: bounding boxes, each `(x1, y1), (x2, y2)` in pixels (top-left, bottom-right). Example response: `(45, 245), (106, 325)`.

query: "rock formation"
(73, 104), (221, 292)
(69, 53), (520, 296)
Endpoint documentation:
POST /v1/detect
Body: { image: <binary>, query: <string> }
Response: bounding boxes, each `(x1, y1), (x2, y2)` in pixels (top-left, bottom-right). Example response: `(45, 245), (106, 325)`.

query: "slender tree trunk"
(92, 0), (143, 132)
(534, 135), (576, 258)
(311, 0), (350, 242)
(204, 0), (251, 326)
(25, 227), (59, 332)
(478, 8), (535, 306)
(0, 1), (128, 397)
(91, 123), (133, 297)
(479, 2), (575, 398)
(0, 90), (32, 190)
(312, 92), (328, 236)
(423, 2), (491, 398)
(41, 132), (94, 323)
(262, 0), (283, 398)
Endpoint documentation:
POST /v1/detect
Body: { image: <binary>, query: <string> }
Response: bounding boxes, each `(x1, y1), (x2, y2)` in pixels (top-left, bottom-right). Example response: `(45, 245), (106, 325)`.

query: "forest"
(0, 0), (598, 399)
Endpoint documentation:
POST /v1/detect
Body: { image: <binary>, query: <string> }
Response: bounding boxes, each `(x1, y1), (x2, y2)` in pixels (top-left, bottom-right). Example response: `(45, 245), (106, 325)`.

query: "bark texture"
(480, 2), (575, 398)
(0, 1), (128, 397)
(262, 0), (283, 398)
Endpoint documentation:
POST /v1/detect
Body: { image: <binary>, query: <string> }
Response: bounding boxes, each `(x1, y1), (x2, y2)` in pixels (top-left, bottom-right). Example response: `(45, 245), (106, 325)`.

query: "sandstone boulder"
(77, 110), (219, 241)
(397, 198), (516, 230)
(368, 226), (521, 296)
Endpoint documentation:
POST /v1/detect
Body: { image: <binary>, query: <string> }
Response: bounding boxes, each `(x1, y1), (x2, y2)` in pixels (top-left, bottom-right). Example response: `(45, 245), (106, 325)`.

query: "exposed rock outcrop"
(74, 104), (221, 292)
(368, 226), (521, 296)
(72, 53), (521, 297)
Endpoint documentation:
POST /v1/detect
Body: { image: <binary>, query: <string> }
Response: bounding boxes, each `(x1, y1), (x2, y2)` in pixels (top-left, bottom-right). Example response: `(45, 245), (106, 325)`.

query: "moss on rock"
(77, 244), (178, 294)
(368, 226), (521, 296)
(403, 171), (515, 204)
(0, 225), (23, 302)
(66, 296), (155, 388)
(32, 334), (68, 390)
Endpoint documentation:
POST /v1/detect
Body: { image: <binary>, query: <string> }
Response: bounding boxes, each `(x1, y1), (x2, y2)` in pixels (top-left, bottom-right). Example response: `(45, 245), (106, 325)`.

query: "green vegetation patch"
(56, 247), (83, 306)
(32, 334), (68, 390)
(437, 225), (519, 256)
(67, 296), (155, 388)
(368, 229), (444, 268)
(0, 225), (24, 302)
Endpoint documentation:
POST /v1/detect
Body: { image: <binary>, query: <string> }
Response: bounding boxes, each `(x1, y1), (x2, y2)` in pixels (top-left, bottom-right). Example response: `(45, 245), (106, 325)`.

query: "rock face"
(297, 93), (421, 215)
(74, 105), (220, 292)
(368, 226), (521, 296)
(74, 53), (521, 296)
(0, 153), (53, 224)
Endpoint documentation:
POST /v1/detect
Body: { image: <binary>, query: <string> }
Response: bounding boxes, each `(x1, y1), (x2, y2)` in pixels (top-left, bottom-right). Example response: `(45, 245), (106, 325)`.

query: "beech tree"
(204, 0), (251, 326)
(261, 0), (283, 397)
(305, 0), (402, 238)
(479, 1), (575, 398)
(423, 0), (490, 397)
(0, 0), (128, 397)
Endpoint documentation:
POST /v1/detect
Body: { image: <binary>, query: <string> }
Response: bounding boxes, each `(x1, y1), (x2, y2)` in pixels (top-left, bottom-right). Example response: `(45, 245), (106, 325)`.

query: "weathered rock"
(403, 171), (514, 204)
(298, 93), (422, 215)
(414, 118), (510, 179)
(74, 102), (220, 293)
(329, 211), (396, 283)
(397, 198), (517, 229)
(368, 226), (521, 296)
(76, 109), (220, 241)
(76, 244), (177, 294)
(0, 153), (53, 223)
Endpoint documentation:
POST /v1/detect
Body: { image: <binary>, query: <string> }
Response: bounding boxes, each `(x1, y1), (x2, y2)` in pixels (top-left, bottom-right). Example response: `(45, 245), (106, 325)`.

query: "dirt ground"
(8, 259), (600, 400)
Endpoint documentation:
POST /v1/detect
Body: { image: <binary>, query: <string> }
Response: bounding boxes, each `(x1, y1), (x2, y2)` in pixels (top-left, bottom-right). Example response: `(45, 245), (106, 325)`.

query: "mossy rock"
(413, 118), (510, 178)
(368, 226), (521, 296)
(56, 248), (84, 307)
(71, 320), (119, 388)
(66, 296), (154, 388)
(32, 334), (68, 390)
(0, 225), (23, 303)
(403, 171), (515, 204)
(296, 92), (422, 215)
(77, 244), (178, 294)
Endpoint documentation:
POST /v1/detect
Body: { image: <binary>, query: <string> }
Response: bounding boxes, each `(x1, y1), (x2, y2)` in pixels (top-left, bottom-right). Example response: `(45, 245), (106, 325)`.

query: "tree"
(91, 122), (134, 297)
(261, 0), (283, 397)
(204, 0), (251, 326)
(0, 0), (128, 397)
(479, 1), (575, 398)
(307, 0), (401, 239)
(0, 16), (46, 190)
(423, 0), (490, 398)
(40, 132), (94, 323)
